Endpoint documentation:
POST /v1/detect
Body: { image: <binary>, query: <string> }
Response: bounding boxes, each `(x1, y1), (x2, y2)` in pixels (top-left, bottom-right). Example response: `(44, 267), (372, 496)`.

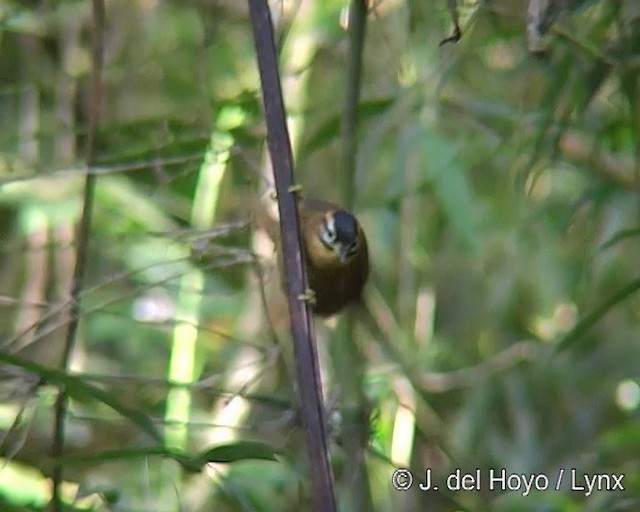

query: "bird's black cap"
(333, 210), (358, 244)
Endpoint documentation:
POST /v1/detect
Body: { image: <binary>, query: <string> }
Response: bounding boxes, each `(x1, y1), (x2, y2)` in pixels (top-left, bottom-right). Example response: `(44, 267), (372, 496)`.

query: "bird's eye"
(322, 224), (337, 244)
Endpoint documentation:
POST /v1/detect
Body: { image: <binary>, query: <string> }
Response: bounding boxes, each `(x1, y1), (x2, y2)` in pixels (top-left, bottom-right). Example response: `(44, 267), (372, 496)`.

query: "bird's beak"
(336, 244), (350, 263)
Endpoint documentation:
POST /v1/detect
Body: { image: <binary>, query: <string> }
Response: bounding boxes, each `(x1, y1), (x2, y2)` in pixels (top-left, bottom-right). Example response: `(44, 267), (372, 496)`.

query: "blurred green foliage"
(0, 0), (639, 511)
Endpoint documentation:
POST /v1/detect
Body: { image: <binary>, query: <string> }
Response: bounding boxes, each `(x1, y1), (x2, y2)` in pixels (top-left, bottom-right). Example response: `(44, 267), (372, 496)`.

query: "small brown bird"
(255, 197), (369, 316)
(299, 201), (369, 316)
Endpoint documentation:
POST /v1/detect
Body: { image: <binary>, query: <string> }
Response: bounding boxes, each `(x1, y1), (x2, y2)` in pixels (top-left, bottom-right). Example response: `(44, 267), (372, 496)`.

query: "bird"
(298, 200), (369, 316)
(254, 196), (369, 316)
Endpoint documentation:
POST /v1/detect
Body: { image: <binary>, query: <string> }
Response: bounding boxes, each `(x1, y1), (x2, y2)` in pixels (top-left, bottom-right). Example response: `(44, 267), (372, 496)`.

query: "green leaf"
(600, 227), (640, 251)
(51, 446), (172, 466)
(50, 446), (204, 473)
(196, 441), (279, 464)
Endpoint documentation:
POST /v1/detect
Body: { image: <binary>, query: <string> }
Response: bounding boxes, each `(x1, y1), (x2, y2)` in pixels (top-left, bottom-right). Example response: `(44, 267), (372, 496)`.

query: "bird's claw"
(297, 288), (316, 306)
(288, 184), (303, 196)
(269, 184), (303, 201)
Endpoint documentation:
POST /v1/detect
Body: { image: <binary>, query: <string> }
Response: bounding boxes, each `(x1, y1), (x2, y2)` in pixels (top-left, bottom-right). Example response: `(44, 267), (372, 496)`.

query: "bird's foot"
(297, 288), (317, 306)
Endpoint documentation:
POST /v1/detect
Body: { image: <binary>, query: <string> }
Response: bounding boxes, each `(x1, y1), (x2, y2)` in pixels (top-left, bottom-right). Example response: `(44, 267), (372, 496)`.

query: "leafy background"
(0, 0), (639, 511)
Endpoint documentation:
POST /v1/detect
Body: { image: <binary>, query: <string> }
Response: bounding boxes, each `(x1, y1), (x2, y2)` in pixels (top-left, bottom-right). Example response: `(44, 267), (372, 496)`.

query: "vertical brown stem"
(247, 1), (337, 510)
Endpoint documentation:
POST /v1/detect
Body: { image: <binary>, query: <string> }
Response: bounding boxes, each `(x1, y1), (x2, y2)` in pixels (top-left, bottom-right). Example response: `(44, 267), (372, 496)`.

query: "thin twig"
(341, 0), (367, 210)
(3, 252), (259, 357)
(0, 153), (204, 186)
(337, 1), (373, 511)
(51, 1), (105, 509)
(418, 341), (537, 392)
(559, 132), (640, 191)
